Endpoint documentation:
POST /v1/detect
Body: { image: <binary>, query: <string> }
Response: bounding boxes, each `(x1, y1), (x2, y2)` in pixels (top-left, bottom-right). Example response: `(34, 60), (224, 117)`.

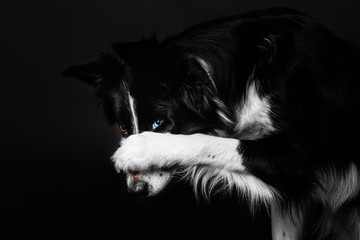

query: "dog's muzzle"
(126, 171), (171, 197)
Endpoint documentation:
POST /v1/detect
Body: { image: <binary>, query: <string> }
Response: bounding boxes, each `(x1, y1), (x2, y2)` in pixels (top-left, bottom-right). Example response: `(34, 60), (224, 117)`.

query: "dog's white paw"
(112, 133), (150, 172)
(112, 132), (175, 172)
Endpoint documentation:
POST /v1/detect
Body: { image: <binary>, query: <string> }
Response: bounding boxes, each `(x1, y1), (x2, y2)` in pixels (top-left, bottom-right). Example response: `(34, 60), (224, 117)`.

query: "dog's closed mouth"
(126, 170), (172, 197)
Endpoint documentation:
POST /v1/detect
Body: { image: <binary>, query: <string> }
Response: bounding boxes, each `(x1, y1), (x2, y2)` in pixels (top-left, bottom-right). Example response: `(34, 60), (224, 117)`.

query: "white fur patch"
(235, 81), (275, 139)
(184, 166), (276, 209)
(128, 92), (139, 134)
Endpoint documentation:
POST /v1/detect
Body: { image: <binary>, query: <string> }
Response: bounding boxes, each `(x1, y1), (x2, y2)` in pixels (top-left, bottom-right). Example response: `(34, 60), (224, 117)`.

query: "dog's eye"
(152, 119), (163, 130)
(119, 124), (127, 133)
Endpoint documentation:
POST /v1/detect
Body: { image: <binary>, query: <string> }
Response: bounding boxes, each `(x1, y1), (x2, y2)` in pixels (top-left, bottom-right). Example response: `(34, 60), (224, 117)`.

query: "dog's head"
(62, 39), (235, 196)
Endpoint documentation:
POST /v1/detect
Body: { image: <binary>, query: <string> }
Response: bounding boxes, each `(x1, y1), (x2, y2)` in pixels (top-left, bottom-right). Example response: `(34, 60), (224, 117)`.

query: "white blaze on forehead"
(235, 81), (275, 139)
(128, 92), (139, 134)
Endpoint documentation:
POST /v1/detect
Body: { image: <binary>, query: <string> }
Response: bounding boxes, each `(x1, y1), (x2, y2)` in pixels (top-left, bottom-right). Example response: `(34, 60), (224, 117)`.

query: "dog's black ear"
(62, 53), (124, 124)
(61, 53), (122, 87)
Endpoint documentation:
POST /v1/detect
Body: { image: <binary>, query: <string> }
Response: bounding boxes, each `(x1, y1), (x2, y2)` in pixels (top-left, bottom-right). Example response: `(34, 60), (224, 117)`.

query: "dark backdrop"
(1, 0), (360, 239)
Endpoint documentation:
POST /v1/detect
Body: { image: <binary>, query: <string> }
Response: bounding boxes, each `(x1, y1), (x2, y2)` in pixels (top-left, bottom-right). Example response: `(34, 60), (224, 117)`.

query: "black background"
(1, 0), (360, 239)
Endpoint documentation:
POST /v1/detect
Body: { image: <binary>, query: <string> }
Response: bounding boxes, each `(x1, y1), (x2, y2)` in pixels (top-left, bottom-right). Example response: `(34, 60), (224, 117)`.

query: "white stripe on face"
(128, 92), (139, 134)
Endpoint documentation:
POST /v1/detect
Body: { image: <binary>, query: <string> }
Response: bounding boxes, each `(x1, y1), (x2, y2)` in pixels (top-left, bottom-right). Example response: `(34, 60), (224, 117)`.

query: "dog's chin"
(126, 171), (172, 197)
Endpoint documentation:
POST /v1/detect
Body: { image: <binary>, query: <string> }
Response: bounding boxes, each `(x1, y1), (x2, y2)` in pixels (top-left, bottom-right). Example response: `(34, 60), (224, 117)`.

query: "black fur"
(63, 7), (360, 240)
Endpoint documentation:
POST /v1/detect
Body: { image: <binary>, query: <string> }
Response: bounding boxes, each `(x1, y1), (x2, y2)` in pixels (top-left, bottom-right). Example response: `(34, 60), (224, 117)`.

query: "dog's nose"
(130, 172), (141, 180)
(127, 179), (149, 197)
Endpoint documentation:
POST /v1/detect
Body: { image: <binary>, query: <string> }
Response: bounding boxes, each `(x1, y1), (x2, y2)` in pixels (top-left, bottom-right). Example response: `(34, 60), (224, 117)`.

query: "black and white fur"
(63, 8), (360, 240)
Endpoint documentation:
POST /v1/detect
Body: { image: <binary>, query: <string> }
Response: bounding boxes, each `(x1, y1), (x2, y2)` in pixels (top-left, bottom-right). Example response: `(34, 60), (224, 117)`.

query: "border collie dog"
(63, 8), (360, 240)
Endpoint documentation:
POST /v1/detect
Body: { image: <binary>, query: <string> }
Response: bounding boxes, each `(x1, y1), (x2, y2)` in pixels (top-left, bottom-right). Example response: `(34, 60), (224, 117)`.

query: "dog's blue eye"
(152, 119), (163, 130)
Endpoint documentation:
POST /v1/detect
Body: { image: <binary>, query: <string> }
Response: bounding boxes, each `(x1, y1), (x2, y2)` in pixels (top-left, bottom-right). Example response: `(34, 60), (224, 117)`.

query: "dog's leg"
(112, 131), (278, 203)
(112, 131), (244, 172)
